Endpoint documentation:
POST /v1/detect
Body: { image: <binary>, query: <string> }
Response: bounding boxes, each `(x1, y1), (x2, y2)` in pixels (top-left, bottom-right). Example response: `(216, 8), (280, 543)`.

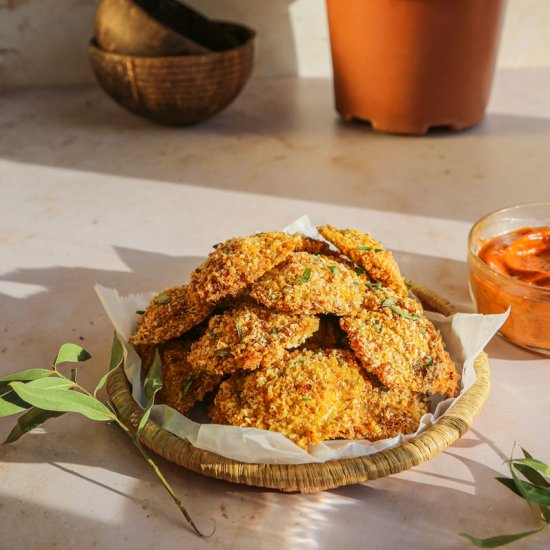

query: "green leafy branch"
(0, 338), (211, 537)
(459, 447), (550, 547)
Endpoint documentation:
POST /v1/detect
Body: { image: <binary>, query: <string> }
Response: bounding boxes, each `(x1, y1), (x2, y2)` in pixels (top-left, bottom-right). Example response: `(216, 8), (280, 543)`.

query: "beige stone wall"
(0, 0), (549, 89)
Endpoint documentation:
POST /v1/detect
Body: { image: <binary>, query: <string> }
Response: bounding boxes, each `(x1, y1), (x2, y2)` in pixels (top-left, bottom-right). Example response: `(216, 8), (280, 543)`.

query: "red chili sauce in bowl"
(478, 227), (550, 288)
(469, 225), (550, 354)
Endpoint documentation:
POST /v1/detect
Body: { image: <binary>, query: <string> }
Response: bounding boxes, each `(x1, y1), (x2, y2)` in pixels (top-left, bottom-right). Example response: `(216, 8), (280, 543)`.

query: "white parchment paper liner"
(95, 216), (508, 464)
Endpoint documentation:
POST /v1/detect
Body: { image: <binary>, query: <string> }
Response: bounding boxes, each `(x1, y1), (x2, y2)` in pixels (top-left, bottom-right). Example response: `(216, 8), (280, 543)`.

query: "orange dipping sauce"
(478, 227), (550, 288)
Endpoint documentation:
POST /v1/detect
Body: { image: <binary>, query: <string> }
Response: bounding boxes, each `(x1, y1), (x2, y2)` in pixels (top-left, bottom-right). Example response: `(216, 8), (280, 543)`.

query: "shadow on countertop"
(1, 68), (550, 224)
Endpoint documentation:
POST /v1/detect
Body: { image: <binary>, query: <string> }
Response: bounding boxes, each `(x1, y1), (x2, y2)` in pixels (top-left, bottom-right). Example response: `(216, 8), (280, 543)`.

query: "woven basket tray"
(106, 280), (490, 493)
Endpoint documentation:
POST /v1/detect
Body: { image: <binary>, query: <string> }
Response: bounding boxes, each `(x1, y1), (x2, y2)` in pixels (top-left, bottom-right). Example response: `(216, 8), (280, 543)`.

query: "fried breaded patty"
(188, 232), (297, 305)
(250, 252), (363, 315)
(135, 339), (222, 415)
(350, 386), (430, 441)
(340, 309), (460, 397)
(129, 286), (213, 346)
(187, 303), (319, 376)
(210, 349), (371, 449)
(318, 225), (408, 297)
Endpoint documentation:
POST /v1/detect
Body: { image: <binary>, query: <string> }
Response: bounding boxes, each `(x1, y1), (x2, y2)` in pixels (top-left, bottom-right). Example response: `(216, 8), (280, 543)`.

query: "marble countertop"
(1, 69), (549, 549)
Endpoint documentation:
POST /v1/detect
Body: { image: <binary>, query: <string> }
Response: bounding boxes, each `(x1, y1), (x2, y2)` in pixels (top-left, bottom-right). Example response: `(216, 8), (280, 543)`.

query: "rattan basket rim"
(106, 280), (490, 493)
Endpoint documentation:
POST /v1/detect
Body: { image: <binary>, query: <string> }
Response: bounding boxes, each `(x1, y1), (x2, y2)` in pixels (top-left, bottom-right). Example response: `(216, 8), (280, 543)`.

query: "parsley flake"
(366, 282), (384, 292)
(154, 294), (171, 305)
(298, 268), (311, 283)
(236, 323), (243, 341)
(328, 266), (338, 274)
(136, 310), (145, 315)
(355, 265), (366, 276)
(301, 397), (312, 402)
(381, 299), (419, 320)
(425, 357), (434, 367)
(214, 348), (230, 358)
(183, 379), (193, 395)
(212, 243), (222, 249)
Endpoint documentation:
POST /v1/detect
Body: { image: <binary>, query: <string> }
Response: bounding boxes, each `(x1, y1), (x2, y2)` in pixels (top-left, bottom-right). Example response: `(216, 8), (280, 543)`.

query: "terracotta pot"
(326, 0), (505, 135)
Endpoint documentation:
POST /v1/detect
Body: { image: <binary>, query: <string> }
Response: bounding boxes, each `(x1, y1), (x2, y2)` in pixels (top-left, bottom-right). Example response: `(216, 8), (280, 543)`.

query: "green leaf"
(522, 448), (534, 459)
(297, 268), (311, 283)
(512, 458), (550, 481)
(0, 369), (52, 393)
(0, 389), (31, 417)
(458, 528), (545, 548)
(94, 333), (124, 396)
(10, 380), (113, 422)
(4, 407), (65, 444)
(515, 463), (550, 488)
(137, 350), (163, 437)
(328, 266), (338, 274)
(510, 463), (550, 507)
(55, 344), (91, 366)
(496, 477), (522, 498)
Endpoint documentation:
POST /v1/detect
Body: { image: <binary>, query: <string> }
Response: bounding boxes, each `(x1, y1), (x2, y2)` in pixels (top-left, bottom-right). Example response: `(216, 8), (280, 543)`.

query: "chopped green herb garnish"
(154, 294), (171, 305)
(381, 298), (419, 320)
(212, 243), (222, 249)
(425, 357), (434, 367)
(214, 348), (230, 358)
(328, 266), (338, 274)
(366, 282), (384, 292)
(298, 268), (311, 283)
(301, 397), (312, 402)
(236, 323), (243, 341)
(359, 246), (383, 253)
(355, 265), (365, 276)
(272, 326), (278, 334)
(136, 310), (145, 315)
(183, 379), (192, 395)
(419, 327), (427, 335)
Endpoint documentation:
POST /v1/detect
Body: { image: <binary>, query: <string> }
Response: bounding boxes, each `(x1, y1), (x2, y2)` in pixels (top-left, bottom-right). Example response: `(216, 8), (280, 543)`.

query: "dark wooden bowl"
(89, 23), (255, 126)
(94, 0), (238, 56)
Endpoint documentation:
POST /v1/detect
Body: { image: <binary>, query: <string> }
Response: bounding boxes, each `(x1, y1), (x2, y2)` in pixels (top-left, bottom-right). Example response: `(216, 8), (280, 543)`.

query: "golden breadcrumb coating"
(340, 309), (460, 397)
(362, 289), (424, 316)
(346, 384), (430, 441)
(187, 304), (319, 376)
(318, 225), (408, 297)
(129, 286), (213, 346)
(250, 252), (363, 315)
(210, 349), (372, 449)
(188, 232), (297, 305)
(135, 339), (222, 415)
(301, 315), (349, 350)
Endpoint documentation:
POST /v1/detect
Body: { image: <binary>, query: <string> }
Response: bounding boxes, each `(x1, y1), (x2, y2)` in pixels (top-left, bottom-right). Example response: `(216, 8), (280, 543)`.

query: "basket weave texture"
(106, 280), (490, 493)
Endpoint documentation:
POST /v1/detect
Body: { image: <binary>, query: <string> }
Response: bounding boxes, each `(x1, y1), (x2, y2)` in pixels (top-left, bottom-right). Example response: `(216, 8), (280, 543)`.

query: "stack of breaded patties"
(129, 227), (459, 450)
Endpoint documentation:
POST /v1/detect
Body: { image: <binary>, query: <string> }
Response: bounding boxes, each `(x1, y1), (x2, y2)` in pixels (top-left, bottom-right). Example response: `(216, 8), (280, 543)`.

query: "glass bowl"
(468, 203), (550, 354)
